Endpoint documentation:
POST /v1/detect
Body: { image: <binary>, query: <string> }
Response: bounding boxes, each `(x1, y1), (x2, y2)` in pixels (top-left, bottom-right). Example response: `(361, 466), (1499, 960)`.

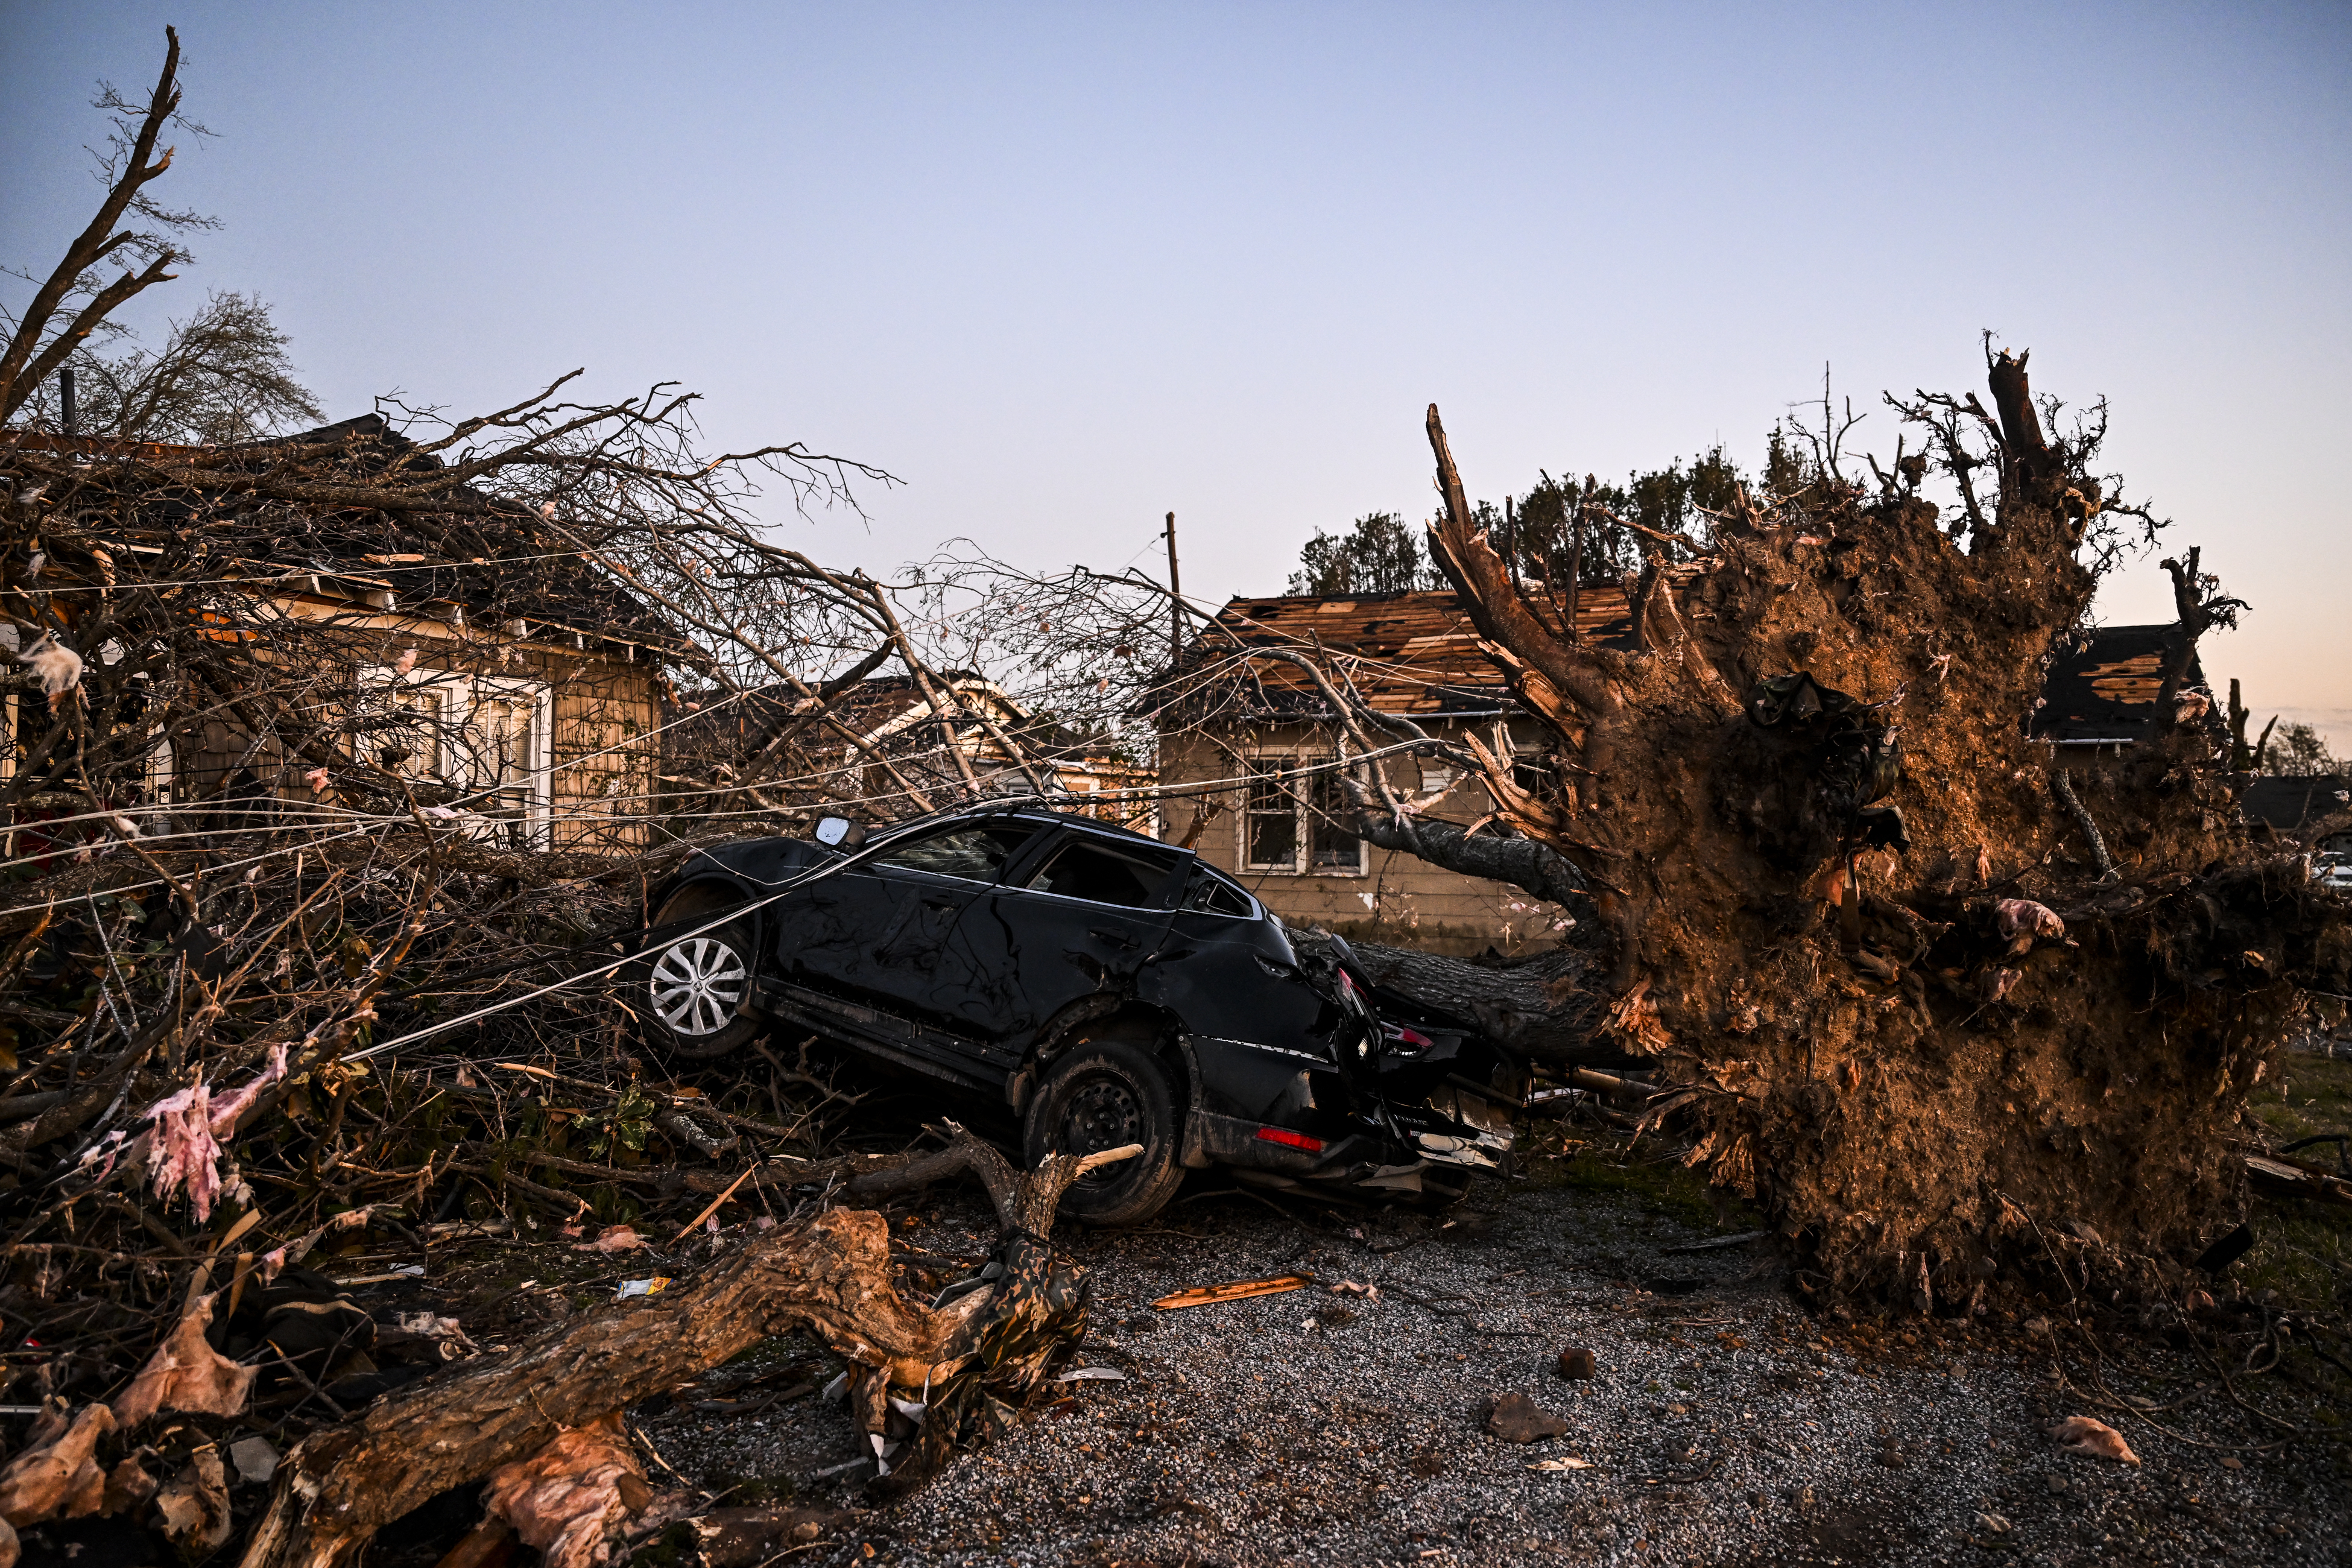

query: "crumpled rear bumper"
(1182, 1098), (1514, 1197)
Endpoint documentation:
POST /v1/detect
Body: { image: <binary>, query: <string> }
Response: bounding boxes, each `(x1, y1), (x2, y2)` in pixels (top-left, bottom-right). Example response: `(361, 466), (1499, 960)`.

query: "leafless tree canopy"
(0, 27), (218, 429)
(11, 291), (324, 446)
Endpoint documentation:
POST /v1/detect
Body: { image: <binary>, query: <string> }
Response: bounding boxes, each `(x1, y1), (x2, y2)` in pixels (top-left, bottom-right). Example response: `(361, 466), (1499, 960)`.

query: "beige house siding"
(541, 668), (659, 853)
(1156, 721), (1573, 958)
(147, 590), (659, 854)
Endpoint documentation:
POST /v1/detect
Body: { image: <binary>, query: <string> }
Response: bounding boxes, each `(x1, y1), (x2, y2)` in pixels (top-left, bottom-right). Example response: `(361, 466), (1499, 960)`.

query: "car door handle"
(1088, 927), (1139, 947)
(920, 896), (961, 911)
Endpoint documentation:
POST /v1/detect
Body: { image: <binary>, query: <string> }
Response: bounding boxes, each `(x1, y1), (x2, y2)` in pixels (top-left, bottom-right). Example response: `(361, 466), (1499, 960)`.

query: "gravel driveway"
(637, 1171), (2345, 1567)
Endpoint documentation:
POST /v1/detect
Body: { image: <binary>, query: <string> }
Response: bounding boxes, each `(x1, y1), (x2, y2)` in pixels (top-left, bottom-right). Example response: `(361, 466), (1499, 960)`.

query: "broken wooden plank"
(1150, 1276), (1311, 1311)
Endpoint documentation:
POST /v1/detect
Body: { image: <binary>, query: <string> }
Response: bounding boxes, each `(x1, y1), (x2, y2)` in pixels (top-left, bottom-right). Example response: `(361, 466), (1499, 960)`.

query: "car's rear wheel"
(637, 887), (762, 1060)
(1023, 1038), (1184, 1227)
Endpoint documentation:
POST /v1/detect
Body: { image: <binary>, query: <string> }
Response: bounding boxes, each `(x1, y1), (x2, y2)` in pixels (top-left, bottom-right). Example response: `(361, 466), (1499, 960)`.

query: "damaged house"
(1151, 586), (1645, 956)
(0, 418), (671, 853)
(2031, 620), (2225, 763)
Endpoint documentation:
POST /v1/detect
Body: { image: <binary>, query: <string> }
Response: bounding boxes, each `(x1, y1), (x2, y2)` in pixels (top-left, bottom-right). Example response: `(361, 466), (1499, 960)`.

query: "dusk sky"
(7, 3), (2347, 745)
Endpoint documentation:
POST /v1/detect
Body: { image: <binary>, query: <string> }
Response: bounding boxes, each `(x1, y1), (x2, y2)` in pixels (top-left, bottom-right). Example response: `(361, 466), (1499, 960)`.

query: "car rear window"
(872, 823), (1040, 882)
(1181, 864), (1255, 917)
(1023, 836), (1182, 908)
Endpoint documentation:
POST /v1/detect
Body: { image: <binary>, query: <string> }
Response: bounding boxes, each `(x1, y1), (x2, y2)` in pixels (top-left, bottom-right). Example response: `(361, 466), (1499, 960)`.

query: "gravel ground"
(637, 1174), (2348, 1568)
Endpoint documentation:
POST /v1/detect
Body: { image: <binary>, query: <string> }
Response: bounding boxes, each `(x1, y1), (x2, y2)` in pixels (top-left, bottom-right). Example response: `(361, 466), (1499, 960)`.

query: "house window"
(1242, 759), (1365, 875)
(358, 666), (552, 847)
(453, 677), (552, 844)
(1245, 769), (1298, 870)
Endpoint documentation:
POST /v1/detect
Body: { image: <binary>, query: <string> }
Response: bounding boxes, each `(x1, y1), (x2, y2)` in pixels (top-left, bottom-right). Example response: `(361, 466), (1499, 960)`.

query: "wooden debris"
(236, 1130), (1133, 1568)
(1151, 1276), (1312, 1311)
(2244, 1152), (2352, 1207)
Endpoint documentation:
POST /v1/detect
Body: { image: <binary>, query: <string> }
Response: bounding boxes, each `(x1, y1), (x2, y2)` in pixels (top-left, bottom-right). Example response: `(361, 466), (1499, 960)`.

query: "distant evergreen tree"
(1289, 439), (1765, 598)
(2266, 721), (2342, 777)
(1496, 446), (1746, 588)
(1288, 511), (1436, 595)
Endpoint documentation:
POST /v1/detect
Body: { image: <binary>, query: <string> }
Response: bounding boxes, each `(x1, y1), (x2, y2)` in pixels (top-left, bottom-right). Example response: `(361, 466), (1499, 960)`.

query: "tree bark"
(1297, 932), (1622, 1067)
(237, 1131), (1133, 1568)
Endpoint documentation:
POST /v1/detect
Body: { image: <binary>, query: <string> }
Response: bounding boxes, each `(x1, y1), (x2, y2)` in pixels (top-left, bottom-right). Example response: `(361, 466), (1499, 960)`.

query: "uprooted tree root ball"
(1395, 347), (2348, 1305)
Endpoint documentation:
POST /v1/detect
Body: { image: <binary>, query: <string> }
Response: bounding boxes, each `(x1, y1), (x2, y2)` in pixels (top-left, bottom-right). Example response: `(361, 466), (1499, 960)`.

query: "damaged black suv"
(633, 803), (1519, 1224)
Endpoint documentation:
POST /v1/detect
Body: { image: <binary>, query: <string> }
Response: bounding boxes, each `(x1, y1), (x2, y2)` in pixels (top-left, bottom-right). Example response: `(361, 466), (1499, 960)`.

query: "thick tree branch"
(0, 28), (191, 423)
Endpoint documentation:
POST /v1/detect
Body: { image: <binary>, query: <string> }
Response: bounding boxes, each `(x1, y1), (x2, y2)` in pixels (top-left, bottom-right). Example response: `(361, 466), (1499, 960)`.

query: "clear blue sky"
(7, 3), (2348, 746)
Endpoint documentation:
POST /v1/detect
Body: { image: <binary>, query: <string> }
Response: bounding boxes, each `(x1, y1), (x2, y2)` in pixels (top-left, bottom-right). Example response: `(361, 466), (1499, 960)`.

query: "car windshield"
(872, 822), (1040, 882)
(1023, 835), (1182, 908)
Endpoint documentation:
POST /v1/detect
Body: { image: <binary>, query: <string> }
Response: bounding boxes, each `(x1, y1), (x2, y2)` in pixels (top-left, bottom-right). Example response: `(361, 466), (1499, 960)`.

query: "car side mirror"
(814, 815), (867, 849)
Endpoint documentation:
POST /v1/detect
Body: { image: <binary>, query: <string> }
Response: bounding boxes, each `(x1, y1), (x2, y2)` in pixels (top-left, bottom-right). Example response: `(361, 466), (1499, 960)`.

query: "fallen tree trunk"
(1312, 931), (1623, 1067)
(238, 1129), (1132, 1568)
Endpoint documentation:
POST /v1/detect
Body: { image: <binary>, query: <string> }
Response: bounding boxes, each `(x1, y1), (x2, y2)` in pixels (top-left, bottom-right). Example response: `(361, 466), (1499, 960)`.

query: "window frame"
(870, 820), (1043, 885)
(1013, 827), (1186, 909)
(1239, 755), (1367, 877)
(358, 665), (553, 848)
(1181, 861), (1262, 920)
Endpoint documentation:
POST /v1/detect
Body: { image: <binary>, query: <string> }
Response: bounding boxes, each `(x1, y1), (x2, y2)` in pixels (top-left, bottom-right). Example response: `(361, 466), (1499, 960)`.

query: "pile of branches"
(0, 31), (1210, 1564)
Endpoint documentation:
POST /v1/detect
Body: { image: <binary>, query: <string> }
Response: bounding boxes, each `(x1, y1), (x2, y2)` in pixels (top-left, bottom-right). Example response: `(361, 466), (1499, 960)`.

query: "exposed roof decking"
(1175, 587), (1634, 718)
(2030, 623), (2218, 746)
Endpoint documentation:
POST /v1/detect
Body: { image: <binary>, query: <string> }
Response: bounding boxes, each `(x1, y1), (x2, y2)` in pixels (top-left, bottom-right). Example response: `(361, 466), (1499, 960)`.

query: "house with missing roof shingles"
(1148, 587), (1642, 957)
(2028, 621), (2225, 763)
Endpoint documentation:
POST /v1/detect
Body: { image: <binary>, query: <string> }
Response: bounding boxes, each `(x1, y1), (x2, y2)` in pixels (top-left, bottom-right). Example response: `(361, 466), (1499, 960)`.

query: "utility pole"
(59, 367), (76, 438)
(1503, 494), (1516, 590)
(1164, 511), (1186, 660)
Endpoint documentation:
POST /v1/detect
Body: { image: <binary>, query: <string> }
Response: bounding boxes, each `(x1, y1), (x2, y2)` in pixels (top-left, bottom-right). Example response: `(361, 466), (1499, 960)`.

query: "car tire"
(636, 887), (763, 1060)
(1022, 1038), (1185, 1227)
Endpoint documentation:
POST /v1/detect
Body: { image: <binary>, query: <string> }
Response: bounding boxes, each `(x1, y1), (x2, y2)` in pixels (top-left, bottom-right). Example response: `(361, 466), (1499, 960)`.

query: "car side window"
(871, 823), (1038, 882)
(1181, 864), (1255, 917)
(1023, 836), (1182, 908)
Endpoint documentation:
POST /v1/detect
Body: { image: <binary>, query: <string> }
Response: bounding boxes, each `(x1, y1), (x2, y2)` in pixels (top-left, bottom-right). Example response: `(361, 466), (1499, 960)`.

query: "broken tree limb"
(2050, 768), (2117, 882)
(1563, 1067), (1658, 1101)
(236, 1130), (1133, 1568)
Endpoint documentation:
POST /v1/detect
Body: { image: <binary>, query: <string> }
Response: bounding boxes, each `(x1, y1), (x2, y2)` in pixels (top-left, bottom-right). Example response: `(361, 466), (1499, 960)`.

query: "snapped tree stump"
(236, 1128), (1135, 1568)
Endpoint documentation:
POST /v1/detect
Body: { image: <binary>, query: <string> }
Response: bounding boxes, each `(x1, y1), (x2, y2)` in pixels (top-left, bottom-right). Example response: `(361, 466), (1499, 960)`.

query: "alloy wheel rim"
(648, 936), (749, 1037)
(1063, 1076), (1144, 1186)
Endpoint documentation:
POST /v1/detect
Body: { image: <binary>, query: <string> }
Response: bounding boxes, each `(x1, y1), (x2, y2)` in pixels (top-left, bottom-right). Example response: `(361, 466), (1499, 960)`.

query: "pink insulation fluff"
(111, 1294), (258, 1425)
(143, 1043), (288, 1221)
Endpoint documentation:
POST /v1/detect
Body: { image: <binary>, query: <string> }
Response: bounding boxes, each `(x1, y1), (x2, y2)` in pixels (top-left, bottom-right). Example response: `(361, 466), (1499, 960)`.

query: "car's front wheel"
(636, 888), (762, 1060)
(1022, 1038), (1185, 1227)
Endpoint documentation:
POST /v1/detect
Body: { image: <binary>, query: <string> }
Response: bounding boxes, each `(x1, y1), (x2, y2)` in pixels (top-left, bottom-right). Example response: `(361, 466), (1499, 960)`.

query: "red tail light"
(1254, 1126), (1324, 1152)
